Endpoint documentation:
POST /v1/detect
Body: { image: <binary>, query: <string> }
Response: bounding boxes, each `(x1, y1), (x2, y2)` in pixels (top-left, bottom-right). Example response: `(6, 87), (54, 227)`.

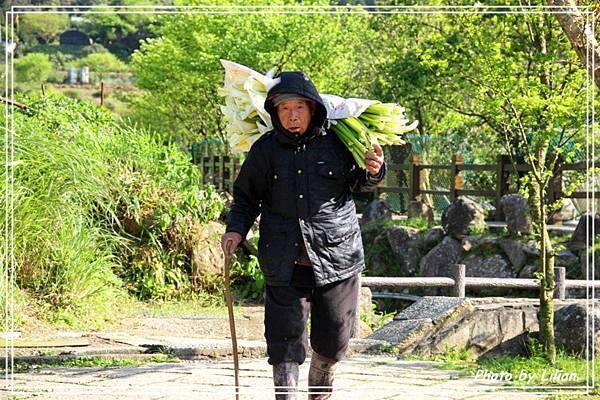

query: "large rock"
(522, 240), (540, 257)
(364, 232), (393, 276)
(500, 194), (532, 235)
(441, 198), (485, 239)
(554, 303), (600, 355)
(498, 237), (527, 271)
(518, 264), (539, 279)
(568, 213), (600, 251)
(555, 249), (578, 268)
(420, 236), (463, 277)
(190, 220), (226, 291)
(361, 199), (393, 225)
(422, 226), (445, 253)
(463, 254), (515, 278)
(387, 226), (422, 276)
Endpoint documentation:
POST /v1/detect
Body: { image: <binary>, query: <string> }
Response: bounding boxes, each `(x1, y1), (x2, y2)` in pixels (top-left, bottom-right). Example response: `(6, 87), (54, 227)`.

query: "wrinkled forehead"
(275, 98), (315, 110)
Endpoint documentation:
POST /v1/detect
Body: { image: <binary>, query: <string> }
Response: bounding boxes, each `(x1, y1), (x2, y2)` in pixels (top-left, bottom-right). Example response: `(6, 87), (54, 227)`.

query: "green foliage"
(360, 301), (395, 331)
(230, 254), (265, 302)
(75, 0), (162, 61)
(18, 14), (69, 45)
(25, 43), (110, 69)
(476, 337), (595, 387)
(370, 1), (587, 171)
(72, 52), (130, 80)
(14, 53), (53, 83)
(372, 217), (431, 232)
(129, 0), (379, 146)
(467, 224), (488, 236)
(1, 92), (226, 323)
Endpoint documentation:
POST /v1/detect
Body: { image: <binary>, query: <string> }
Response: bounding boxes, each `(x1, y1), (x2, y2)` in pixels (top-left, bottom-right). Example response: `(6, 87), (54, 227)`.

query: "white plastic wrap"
(319, 93), (380, 120)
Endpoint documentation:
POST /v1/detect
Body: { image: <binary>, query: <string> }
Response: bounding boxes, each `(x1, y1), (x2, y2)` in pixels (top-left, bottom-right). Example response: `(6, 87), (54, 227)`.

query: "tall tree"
(371, 3), (587, 362)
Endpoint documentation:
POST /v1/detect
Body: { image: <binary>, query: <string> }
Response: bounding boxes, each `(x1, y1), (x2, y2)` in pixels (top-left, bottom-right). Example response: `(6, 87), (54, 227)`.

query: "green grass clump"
(405, 340), (599, 392)
(11, 354), (179, 373)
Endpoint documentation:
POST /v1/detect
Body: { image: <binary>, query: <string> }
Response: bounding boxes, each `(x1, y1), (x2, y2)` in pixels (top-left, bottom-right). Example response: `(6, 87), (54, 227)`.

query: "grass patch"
(361, 301), (395, 332)
(11, 354), (179, 373)
(380, 217), (432, 231)
(401, 341), (599, 395)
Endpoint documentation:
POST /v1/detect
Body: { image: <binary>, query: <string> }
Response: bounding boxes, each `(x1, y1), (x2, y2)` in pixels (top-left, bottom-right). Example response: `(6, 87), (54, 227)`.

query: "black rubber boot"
(273, 361), (299, 400)
(308, 352), (337, 400)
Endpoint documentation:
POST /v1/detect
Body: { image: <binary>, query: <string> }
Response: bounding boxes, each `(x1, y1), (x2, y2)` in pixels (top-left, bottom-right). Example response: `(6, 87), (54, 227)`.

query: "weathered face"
(276, 99), (314, 135)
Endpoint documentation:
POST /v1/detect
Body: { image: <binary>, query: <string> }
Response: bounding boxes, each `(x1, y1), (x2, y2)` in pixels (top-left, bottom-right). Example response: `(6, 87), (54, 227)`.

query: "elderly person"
(221, 71), (386, 400)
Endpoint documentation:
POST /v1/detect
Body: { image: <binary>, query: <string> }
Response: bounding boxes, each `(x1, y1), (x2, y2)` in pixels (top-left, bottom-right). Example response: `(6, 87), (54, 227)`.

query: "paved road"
(5, 355), (567, 400)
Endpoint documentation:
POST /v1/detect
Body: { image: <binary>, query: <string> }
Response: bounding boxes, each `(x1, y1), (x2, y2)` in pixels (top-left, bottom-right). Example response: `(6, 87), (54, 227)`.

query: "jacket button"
(328, 171), (333, 175)
(294, 242), (299, 247)
(274, 174), (278, 179)
(299, 194), (303, 199)
(297, 169), (302, 174)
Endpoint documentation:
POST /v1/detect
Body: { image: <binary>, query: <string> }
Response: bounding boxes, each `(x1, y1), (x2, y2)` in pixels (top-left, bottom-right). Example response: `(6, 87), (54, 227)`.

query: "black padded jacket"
(225, 71), (386, 286)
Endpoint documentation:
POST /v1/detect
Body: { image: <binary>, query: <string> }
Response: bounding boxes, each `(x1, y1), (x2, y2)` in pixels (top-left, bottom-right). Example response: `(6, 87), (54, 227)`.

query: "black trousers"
(264, 268), (360, 365)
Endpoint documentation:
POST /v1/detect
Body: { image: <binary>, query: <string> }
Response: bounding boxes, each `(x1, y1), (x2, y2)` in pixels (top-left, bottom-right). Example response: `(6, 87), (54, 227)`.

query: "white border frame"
(2, 3), (596, 398)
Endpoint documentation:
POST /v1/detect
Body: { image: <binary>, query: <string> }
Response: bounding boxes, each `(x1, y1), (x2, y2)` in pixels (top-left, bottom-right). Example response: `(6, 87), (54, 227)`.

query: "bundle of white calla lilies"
(218, 60), (419, 169)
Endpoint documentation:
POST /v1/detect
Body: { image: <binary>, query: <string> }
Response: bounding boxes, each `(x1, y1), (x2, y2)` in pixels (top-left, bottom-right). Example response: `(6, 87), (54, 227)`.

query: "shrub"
(76, 52), (129, 79)
(1, 93), (226, 320)
(14, 53), (52, 83)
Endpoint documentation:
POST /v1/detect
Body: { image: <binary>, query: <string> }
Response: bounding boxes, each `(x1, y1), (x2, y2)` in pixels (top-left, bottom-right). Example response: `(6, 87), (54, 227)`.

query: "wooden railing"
(361, 265), (596, 300)
(190, 146), (595, 217)
(374, 153), (597, 220)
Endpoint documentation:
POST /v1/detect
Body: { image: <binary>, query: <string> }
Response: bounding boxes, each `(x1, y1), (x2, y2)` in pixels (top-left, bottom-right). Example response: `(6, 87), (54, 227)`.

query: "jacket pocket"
(316, 162), (345, 180)
(324, 227), (356, 246)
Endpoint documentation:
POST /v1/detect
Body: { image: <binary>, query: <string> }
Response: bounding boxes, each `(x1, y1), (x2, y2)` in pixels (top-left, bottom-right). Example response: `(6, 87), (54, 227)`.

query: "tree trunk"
(538, 186), (557, 364)
(530, 16), (557, 364)
(547, 0), (600, 89)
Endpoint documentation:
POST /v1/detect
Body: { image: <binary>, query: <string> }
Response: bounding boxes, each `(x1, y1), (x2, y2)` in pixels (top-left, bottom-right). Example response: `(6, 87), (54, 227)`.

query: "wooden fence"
(374, 153), (597, 220)
(191, 146), (243, 193)
(191, 147), (596, 218)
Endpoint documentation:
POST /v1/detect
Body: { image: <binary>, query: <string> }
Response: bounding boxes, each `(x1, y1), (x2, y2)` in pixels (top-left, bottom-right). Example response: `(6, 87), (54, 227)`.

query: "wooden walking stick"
(224, 240), (240, 400)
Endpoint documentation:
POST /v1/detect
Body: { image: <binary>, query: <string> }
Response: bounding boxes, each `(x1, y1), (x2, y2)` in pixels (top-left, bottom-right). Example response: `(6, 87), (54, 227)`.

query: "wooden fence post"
(221, 154), (227, 191)
(495, 154), (510, 221)
(100, 81), (104, 106)
(449, 264), (466, 298)
(409, 154), (422, 202)
(554, 267), (566, 300)
(213, 155), (220, 190)
(449, 152), (464, 201)
(199, 147), (206, 185)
